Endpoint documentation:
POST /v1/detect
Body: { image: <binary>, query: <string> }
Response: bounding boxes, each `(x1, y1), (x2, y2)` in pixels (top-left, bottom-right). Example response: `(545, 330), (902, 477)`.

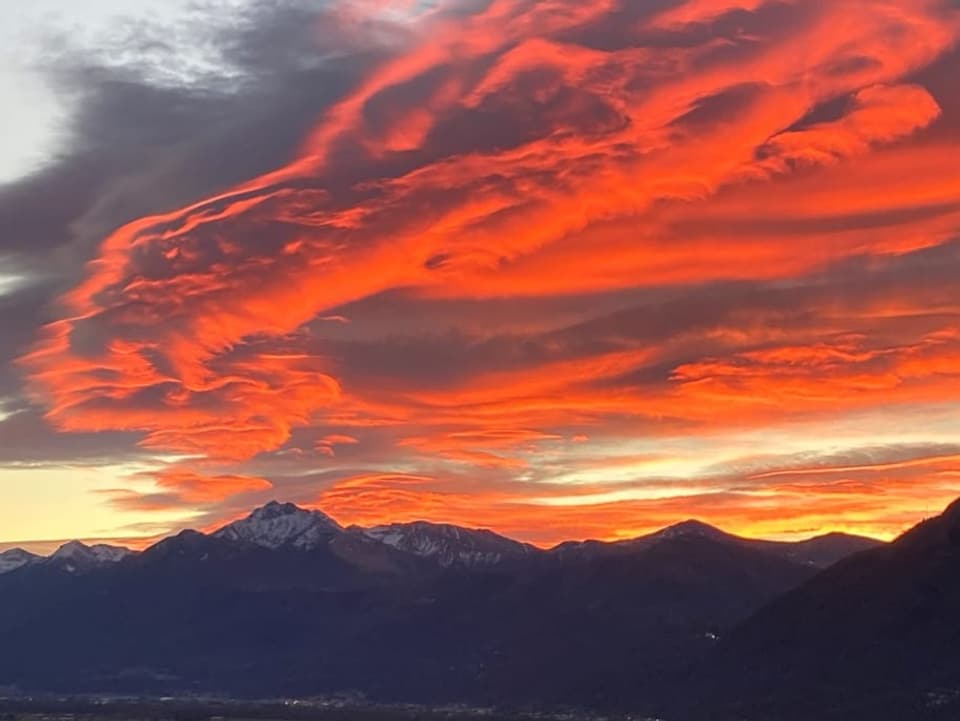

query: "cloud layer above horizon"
(3, 0), (960, 547)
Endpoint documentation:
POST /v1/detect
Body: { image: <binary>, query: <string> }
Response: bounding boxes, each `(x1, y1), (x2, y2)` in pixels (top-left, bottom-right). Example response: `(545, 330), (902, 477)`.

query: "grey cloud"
(0, 0), (382, 464)
(711, 442), (960, 482)
(305, 237), (960, 396)
(0, 406), (144, 466)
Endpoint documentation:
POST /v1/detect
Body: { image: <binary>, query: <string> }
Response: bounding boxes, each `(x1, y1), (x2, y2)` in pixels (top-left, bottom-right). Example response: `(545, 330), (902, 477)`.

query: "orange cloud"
(16, 0), (960, 541)
(315, 464), (960, 546)
(105, 468), (273, 513)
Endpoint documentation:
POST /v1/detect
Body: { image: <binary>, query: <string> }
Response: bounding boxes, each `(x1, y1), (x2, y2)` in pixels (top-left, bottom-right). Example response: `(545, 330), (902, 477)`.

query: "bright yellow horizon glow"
(0, 465), (196, 546)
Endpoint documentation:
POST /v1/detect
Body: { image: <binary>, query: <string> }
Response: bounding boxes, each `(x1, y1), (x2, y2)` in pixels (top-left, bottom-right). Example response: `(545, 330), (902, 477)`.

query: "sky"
(2, 0), (960, 551)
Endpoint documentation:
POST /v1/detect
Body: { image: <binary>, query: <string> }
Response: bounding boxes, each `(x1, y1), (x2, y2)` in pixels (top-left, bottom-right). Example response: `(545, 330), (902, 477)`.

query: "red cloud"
(18, 0), (960, 539)
(315, 464), (960, 546)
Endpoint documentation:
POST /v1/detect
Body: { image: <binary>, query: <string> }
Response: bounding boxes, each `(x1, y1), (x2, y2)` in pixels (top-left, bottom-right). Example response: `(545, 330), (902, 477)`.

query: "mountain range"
(1, 499), (955, 720)
(0, 500), (877, 575)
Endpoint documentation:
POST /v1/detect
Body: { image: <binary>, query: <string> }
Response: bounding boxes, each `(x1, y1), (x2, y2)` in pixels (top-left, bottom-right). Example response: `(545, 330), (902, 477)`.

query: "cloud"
(106, 468), (273, 510)
(3, 0), (960, 542)
(311, 449), (960, 545)
(316, 433), (361, 456)
(0, 0), (377, 464)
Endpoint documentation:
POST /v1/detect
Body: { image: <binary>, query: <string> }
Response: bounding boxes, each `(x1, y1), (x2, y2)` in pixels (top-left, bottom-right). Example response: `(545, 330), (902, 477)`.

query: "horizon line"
(0, 501), (890, 556)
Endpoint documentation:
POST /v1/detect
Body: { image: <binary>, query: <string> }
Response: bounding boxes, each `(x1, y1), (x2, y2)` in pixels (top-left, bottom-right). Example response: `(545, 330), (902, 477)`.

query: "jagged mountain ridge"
(214, 502), (541, 569)
(0, 500), (888, 709)
(213, 501), (344, 549)
(50, 540), (134, 565)
(0, 541), (133, 577)
(203, 501), (881, 570)
(0, 506), (826, 709)
(0, 500), (882, 576)
(364, 520), (541, 567)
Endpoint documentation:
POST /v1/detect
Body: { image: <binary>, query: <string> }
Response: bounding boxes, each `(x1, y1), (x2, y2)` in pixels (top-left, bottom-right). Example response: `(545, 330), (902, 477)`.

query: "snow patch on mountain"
(646, 519), (732, 542)
(365, 521), (538, 567)
(0, 548), (42, 575)
(214, 501), (343, 550)
(48, 541), (134, 573)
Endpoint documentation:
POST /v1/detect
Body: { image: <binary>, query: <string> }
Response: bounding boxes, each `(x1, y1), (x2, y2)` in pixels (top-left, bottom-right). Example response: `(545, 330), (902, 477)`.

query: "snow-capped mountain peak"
(364, 521), (538, 567)
(0, 547), (42, 575)
(48, 541), (134, 573)
(214, 501), (343, 550)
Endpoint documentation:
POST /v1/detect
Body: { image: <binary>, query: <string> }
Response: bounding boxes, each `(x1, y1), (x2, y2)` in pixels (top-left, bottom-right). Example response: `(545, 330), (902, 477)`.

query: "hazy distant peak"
(51, 540), (90, 559)
(53, 540), (132, 560)
(0, 547), (42, 575)
(45, 541), (134, 574)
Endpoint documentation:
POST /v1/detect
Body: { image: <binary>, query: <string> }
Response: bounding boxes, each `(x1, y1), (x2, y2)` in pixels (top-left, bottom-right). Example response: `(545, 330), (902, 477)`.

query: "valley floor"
(0, 697), (666, 721)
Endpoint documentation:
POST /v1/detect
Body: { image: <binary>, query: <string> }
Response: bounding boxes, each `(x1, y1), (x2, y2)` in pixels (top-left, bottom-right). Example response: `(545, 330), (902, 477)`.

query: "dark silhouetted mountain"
(550, 519), (729, 561)
(430, 533), (819, 709)
(551, 519), (880, 568)
(775, 529), (884, 567)
(695, 497), (960, 721)
(0, 501), (897, 713)
(0, 501), (845, 709)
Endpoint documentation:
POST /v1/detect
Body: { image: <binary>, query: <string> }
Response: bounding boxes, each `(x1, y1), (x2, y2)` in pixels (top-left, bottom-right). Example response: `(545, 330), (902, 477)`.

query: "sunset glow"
(3, 0), (960, 548)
